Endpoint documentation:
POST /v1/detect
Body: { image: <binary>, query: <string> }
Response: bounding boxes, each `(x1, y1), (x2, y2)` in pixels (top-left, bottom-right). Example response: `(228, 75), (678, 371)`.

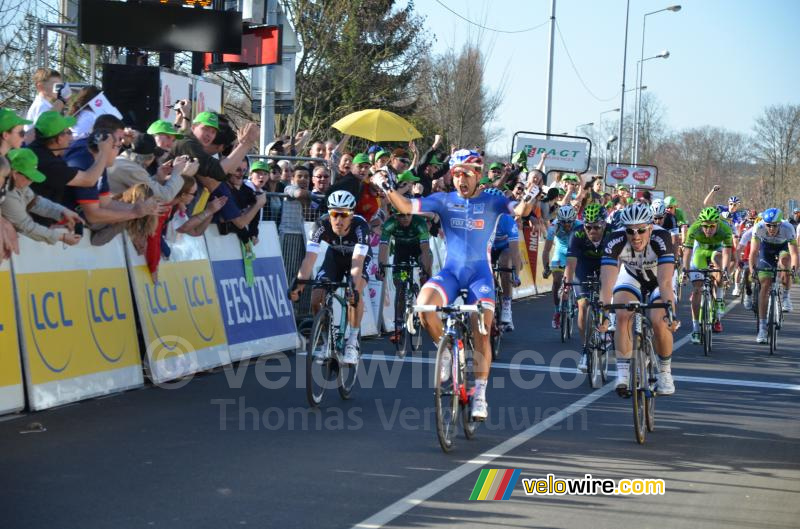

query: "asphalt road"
(1, 287), (799, 529)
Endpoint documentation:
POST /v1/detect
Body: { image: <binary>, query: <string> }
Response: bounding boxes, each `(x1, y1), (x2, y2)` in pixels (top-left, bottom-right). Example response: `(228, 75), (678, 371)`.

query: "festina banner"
(605, 163), (658, 190)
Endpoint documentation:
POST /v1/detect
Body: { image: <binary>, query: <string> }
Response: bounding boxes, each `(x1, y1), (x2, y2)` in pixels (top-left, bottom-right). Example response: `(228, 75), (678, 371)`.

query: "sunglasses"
(585, 223), (604, 231)
(329, 210), (353, 219)
(765, 222), (779, 228)
(701, 223), (717, 229)
(396, 158), (410, 164)
(654, 216), (664, 221)
(625, 227), (648, 235)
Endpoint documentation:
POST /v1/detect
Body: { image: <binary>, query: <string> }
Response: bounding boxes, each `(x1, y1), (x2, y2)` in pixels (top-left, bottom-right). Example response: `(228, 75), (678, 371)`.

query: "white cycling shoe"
(782, 297), (793, 313)
(471, 396), (488, 420)
(656, 370), (675, 396)
(756, 328), (767, 344)
(343, 343), (359, 365)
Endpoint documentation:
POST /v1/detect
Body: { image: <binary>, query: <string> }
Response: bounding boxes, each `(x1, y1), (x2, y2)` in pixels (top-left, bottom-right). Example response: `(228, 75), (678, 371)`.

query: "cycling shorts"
(424, 264), (495, 310)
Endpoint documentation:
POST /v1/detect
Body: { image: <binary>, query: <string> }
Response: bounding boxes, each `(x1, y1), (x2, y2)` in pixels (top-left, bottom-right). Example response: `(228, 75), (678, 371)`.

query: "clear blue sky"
(412, 0), (800, 154)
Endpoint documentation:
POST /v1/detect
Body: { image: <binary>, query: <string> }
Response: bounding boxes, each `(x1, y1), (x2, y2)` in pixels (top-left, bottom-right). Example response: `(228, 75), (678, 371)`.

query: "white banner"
(512, 134), (591, 173)
(194, 77), (224, 115)
(159, 71), (193, 123)
(605, 163), (658, 190)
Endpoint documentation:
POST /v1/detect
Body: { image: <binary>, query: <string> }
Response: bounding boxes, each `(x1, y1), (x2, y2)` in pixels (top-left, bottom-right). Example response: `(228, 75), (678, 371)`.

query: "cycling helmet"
(556, 204), (578, 223)
(619, 202), (654, 225)
(449, 149), (483, 174)
(664, 196), (678, 208)
(583, 203), (606, 223)
(728, 195), (741, 204)
(762, 207), (783, 224)
(483, 187), (504, 197)
(650, 199), (666, 216)
(327, 190), (356, 210)
(697, 207), (721, 223)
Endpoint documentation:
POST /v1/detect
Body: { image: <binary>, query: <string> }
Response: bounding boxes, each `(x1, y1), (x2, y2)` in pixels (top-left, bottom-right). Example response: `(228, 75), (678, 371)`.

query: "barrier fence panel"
(206, 221), (300, 362)
(513, 237), (536, 299)
(12, 236), (143, 411)
(0, 260), (25, 414)
(125, 224), (230, 384)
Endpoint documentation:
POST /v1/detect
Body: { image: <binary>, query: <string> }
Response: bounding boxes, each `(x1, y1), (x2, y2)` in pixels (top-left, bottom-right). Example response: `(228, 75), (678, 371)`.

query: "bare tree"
(752, 103), (800, 210)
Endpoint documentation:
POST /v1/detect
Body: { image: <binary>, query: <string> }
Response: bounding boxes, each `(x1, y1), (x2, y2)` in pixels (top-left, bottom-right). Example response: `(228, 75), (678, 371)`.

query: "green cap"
(250, 160), (272, 172)
(396, 170), (420, 183)
(35, 111), (77, 138)
(374, 149), (390, 161)
(352, 153), (370, 165)
(512, 150), (528, 166)
(489, 162), (503, 171)
(7, 148), (46, 183)
(429, 155), (443, 166)
(192, 111), (219, 130)
(556, 187), (567, 195)
(147, 119), (183, 137)
(479, 176), (492, 185)
(561, 173), (579, 183)
(0, 108), (32, 133)
(616, 183), (629, 191)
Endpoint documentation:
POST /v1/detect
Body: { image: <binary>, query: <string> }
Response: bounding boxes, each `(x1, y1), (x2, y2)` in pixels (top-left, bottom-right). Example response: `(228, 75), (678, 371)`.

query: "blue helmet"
(728, 195), (741, 204)
(762, 208), (783, 223)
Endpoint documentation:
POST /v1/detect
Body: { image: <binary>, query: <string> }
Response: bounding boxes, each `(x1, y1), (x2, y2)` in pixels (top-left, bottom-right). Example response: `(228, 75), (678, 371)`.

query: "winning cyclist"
(598, 203), (679, 396)
(735, 211), (758, 309)
(748, 208), (798, 343)
(372, 149), (538, 420)
(377, 208), (433, 343)
(563, 203), (611, 372)
(484, 188), (522, 330)
(289, 191), (371, 365)
(542, 204), (583, 329)
(681, 207), (733, 343)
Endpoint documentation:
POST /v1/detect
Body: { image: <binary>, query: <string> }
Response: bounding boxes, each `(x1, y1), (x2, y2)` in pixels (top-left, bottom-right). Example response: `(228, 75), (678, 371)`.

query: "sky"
(411, 0), (800, 154)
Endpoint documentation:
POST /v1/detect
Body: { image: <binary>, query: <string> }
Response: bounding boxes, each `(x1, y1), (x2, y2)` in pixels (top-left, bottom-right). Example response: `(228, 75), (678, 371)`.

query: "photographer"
(25, 69), (65, 133)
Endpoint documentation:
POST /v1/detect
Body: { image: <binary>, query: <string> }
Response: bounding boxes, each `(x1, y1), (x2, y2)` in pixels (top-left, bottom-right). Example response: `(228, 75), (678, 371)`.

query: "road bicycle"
(490, 265), (516, 361)
(753, 268), (792, 355)
(566, 277), (609, 389)
(415, 291), (487, 453)
(381, 262), (423, 358)
(688, 268), (722, 357)
(559, 281), (577, 343)
(604, 300), (675, 445)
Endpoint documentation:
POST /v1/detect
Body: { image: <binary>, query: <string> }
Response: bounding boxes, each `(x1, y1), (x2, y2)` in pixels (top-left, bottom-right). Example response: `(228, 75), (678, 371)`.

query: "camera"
(74, 223), (84, 236)
(53, 83), (65, 94)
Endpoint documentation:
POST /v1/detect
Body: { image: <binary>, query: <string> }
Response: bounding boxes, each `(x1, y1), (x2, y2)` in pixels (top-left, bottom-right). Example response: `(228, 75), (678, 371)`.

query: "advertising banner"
(512, 132), (592, 174)
(194, 77), (223, 115)
(125, 225), (230, 384)
(207, 222), (300, 362)
(12, 236), (143, 410)
(159, 70), (192, 123)
(605, 163), (658, 190)
(0, 260), (24, 414)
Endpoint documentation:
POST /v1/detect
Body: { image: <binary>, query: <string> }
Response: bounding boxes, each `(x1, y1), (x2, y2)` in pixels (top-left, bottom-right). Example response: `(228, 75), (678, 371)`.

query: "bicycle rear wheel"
(644, 331), (656, 433)
(560, 301), (569, 343)
(567, 296), (575, 340)
(307, 308), (335, 407)
(434, 335), (459, 452)
(631, 343), (647, 445)
(338, 331), (359, 400)
(410, 284), (423, 354)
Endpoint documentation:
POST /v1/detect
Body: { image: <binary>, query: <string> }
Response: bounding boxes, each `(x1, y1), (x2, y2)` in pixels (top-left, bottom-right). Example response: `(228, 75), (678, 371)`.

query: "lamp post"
(596, 109), (619, 172)
(615, 0), (631, 163)
(575, 121), (594, 136)
(632, 4), (680, 163)
(632, 51), (669, 163)
(604, 135), (618, 180)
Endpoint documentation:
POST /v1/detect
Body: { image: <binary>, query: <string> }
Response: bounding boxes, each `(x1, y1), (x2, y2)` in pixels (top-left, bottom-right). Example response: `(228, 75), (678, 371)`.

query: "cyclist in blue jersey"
(372, 149), (539, 420)
(485, 188), (522, 330)
(542, 204), (583, 329)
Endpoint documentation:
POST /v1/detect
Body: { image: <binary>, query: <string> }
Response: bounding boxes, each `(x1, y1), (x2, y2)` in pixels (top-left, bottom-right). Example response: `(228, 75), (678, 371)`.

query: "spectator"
(307, 165), (330, 221)
(252, 160), (284, 222)
(245, 160), (268, 192)
(63, 115), (162, 245)
(372, 149), (391, 172)
(337, 152), (354, 180)
(311, 165), (331, 194)
(395, 170), (421, 198)
(309, 141), (326, 161)
(28, 111), (115, 219)
(388, 148), (411, 178)
(277, 160), (293, 184)
(25, 68), (64, 132)
(0, 157), (20, 261)
(1, 148), (82, 245)
(216, 159), (263, 245)
(107, 133), (194, 201)
(0, 109), (31, 156)
(279, 165), (312, 236)
(146, 119), (183, 170)
(68, 86), (102, 139)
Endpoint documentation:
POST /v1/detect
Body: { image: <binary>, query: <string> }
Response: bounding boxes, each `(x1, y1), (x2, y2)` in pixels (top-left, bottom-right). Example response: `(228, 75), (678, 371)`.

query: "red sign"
(611, 168), (628, 180)
(203, 25), (282, 71)
(633, 169), (651, 182)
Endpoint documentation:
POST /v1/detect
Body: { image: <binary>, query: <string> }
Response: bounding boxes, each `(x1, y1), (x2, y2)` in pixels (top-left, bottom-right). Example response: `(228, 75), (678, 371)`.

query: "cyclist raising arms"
(542, 204), (583, 329)
(563, 203), (612, 372)
(289, 191), (371, 365)
(372, 149), (539, 420)
(749, 208), (798, 343)
(598, 203), (679, 396)
(681, 207), (733, 342)
(484, 188), (523, 330)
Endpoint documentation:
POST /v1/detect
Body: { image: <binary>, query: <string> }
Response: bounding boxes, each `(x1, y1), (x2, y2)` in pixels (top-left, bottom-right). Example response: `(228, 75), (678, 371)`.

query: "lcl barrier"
(0, 260), (24, 414)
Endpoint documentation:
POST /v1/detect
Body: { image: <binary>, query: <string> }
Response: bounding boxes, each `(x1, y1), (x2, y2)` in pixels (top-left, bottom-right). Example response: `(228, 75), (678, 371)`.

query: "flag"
(88, 92), (122, 119)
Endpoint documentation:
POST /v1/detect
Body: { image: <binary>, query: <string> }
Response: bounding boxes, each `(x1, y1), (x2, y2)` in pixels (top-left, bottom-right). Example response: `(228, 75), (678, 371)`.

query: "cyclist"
(598, 203), (679, 396)
(542, 204), (583, 329)
(563, 203), (611, 372)
(377, 208), (433, 343)
(482, 188), (522, 330)
(736, 213), (758, 309)
(664, 196), (689, 242)
(748, 208), (799, 343)
(371, 149), (538, 420)
(289, 190), (370, 365)
(680, 207), (733, 342)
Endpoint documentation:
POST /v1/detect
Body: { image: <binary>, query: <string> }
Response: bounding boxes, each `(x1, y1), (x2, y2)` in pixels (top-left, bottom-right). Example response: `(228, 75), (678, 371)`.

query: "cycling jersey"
(307, 213), (371, 257)
(672, 207), (689, 227)
(660, 212), (679, 234)
(753, 220), (796, 277)
(380, 215), (430, 247)
(546, 220), (584, 269)
(684, 220), (733, 273)
(567, 228), (612, 299)
(411, 191), (516, 306)
(602, 226), (675, 300)
(492, 214), (519, 250)
(716, 205), (747, 230)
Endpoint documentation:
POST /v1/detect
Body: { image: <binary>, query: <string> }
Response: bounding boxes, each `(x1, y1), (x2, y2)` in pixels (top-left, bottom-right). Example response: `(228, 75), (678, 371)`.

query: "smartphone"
(74, 223), (84, 236)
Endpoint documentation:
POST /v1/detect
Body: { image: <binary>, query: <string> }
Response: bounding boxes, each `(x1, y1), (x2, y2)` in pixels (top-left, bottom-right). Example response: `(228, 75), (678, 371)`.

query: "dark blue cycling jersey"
(567, 228), (612, 299)
(493, 213), (519, 250)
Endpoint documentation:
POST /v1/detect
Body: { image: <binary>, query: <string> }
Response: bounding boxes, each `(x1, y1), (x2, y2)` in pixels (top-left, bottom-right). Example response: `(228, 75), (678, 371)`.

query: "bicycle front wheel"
(560, 302), (569, 343)
(631, 338), (647, 445)
(338, 332), (360, 400)
(461, 339), (479, 440)
(307, 308), (335, 407)
(768, 292), (778, 355)
(644, 333), (656, 433)
(434, 335), (459, 452)
(701, 293), (712, 356)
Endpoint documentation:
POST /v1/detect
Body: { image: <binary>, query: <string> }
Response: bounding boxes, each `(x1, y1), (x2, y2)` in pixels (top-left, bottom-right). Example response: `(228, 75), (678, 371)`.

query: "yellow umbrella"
(331, 109), (422, 142)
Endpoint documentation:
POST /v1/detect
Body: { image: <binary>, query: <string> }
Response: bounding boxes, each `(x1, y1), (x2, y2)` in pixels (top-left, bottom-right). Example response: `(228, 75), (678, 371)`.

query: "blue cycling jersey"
(411, 191), (516, 305)
(716, 205), (747, 230)
(493, 213), (519, 250)
(546, 220), (584, 250)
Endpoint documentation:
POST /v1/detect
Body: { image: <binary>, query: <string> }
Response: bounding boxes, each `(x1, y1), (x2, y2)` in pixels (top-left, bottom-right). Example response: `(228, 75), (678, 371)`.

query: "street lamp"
(632, 50), (670, 163)
(633, 4), (680, 163)
(596, 109), (619, 172)
(575, 121), (594, 136)
(604, 135), (619, 178)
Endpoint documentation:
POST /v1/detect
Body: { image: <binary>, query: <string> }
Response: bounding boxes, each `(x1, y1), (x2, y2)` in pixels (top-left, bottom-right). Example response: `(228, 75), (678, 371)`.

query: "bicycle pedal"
(615, 387), (632, 398)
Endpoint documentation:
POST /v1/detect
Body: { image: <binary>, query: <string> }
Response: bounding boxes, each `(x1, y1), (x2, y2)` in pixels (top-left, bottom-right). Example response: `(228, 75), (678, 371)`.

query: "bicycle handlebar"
(414, 304), (488, 335)
(603, 301), (675, 325)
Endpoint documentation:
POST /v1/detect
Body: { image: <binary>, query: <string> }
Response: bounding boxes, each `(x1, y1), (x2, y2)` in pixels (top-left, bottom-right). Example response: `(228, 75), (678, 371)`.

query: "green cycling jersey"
(380, 215), (430, 247)
(683, 220), (733, 268)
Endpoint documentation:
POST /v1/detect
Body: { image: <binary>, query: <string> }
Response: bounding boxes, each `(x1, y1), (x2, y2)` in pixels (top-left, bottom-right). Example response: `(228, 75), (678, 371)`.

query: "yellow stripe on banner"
(478, 469), (498, 500)
(0, 269), (22, 388)
(485, 469), (504, 500)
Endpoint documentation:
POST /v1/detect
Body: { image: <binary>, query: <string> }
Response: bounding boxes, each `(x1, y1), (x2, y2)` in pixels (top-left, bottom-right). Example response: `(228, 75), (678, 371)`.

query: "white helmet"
(327, 190), (356, 210)
(651, 199), (666, 216)
(619, 202), (654, 225)
(557, 204), (578, 223)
